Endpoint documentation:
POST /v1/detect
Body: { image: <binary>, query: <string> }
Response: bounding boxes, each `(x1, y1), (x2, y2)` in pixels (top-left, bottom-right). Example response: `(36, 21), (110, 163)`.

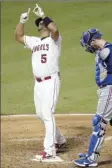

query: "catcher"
(73, 28), (112, 167)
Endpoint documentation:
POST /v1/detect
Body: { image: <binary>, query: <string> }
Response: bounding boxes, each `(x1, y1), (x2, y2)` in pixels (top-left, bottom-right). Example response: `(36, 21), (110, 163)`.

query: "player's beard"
(38, 27), (42, 31)
(38, 22), (44, 32)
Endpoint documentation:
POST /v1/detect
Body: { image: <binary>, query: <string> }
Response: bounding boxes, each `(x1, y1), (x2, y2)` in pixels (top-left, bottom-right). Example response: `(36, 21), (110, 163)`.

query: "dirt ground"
(1, 115), (112, 168)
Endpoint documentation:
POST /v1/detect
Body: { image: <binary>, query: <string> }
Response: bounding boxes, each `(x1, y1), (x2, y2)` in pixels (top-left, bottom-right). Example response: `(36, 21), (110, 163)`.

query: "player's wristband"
(43, 17), (53, 27)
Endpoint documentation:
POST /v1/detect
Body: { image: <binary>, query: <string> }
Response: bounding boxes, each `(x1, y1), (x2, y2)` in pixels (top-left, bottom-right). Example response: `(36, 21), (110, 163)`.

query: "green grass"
(1, 1), (112, 114)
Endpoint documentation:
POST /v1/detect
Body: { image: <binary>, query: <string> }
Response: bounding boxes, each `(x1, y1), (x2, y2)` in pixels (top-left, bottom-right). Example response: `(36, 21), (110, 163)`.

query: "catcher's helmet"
(80, 28), (103, 53)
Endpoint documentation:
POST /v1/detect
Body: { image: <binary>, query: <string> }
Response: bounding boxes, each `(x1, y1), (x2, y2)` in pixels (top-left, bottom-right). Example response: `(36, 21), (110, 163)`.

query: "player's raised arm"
(42, 17), (59, 41)
(33, 4), (59, 41)
(15, 8), (31, 44)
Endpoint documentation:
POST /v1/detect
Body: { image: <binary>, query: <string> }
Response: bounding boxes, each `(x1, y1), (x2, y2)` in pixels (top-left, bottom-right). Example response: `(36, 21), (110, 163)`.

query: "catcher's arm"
(15, 8), (31, 44)
(33, 4), (59, 41)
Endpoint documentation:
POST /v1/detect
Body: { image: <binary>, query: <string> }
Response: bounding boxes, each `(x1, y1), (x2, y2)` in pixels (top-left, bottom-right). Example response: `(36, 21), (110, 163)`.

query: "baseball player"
(73, 28), (112, 167)
(15, 4), (67, 161)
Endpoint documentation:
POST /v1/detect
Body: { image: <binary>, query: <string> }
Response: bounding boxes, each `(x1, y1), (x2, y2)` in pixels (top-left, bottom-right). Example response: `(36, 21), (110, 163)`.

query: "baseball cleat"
(78, 153), (88, 159)
(34, 151), (63, 162)
(35, 151), (54, 160)
(55, 142), (67, 153)
(73, 158), (98, 167)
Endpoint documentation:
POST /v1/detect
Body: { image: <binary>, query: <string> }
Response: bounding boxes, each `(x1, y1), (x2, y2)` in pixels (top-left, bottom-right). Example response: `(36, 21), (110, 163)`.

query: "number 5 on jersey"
(41, 54), (47, 63)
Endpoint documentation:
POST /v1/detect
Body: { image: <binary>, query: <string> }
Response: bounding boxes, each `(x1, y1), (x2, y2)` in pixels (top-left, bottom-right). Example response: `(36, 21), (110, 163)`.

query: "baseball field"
(1, 1), (112, 168)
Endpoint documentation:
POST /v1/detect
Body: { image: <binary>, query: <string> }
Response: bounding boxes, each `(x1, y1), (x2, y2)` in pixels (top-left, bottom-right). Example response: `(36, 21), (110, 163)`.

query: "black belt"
(100, 84), (107, 88)
(100, 84), (112, 88)
(107, 72), (112, 74)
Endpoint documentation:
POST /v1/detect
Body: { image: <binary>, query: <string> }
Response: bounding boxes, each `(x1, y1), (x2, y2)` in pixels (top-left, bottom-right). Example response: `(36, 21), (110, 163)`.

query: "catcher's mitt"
(110, 119), (112, 126)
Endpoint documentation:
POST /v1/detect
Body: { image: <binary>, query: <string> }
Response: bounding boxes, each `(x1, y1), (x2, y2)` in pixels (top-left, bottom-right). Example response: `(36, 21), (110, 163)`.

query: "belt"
(36, 72), (60, 82)
(100, 84), (107, 88)
(36, 76), (51, 82)
(107, 72), (112, 74)
(100, 84), (112, 88)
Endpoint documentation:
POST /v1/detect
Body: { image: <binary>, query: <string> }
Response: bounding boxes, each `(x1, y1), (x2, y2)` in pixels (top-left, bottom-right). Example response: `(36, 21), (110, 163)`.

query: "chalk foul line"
(105, 136), (112, 141)
(1, 113), (94, 118)
(11, 136), (112, 143)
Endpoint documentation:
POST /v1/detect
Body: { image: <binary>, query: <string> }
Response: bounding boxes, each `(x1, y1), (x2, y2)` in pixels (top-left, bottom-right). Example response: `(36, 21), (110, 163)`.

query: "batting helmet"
(80, 28), (103, 53)
(35, 17), (43, 27)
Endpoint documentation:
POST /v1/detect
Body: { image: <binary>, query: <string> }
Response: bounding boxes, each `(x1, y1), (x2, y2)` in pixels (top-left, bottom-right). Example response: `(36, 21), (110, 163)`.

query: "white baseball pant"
(34, 73), (66, 156)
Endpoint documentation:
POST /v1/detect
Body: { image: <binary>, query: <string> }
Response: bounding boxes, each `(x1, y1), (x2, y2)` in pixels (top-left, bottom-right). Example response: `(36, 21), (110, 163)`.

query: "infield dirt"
(1, 115), (112, 168)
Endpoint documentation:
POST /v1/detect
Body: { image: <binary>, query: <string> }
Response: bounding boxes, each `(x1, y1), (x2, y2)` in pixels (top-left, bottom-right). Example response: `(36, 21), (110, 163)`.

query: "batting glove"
(33, 4), (45, 18)
(20, 8), (31, 24)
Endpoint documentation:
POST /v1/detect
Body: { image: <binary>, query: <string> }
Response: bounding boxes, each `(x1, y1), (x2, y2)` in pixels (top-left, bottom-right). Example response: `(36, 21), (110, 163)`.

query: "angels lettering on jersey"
(32, 44), (49, 53)
(24, 35), (62, 77)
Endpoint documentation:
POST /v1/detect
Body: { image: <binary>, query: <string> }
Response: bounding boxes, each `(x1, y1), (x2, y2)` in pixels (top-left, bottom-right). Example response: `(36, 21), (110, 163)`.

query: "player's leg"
(74, 85), (112, 167)
(34, 80), (57, 160)
(55, 127), (66, 144)
(42, 74), (66, 156)
(86, 86), (112, 162)
(43, 109), (56, 156)
(41, 76), (58, 156)
(34, 81), (43, 121)
(87, 115), (107, 161)
(50, 76), (66, 146)
(97, 85), (112, 122)
(55, 127), (67, 153)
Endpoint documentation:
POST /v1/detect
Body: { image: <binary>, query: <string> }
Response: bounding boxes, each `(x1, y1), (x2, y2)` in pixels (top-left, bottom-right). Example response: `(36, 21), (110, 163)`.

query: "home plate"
(31, 155), (64, 162)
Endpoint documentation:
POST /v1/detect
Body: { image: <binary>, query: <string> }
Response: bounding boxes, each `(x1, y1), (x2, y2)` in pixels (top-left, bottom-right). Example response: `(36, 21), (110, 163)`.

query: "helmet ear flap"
(35, 17), (43, 27)
(82, 32), (91, 45)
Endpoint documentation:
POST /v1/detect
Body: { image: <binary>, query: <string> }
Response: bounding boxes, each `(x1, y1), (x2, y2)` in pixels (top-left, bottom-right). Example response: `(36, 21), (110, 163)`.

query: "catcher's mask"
(80, 28), (103, 53)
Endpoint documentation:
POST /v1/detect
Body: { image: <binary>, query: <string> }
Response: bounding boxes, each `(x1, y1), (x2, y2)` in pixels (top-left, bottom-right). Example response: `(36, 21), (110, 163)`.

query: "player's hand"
(33, 4), (45, 18)
(20, 8), (31, 24)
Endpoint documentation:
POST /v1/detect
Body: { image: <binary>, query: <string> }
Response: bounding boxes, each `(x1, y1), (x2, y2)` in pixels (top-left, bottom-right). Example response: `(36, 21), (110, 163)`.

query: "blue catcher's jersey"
(95, 42), (112, 87)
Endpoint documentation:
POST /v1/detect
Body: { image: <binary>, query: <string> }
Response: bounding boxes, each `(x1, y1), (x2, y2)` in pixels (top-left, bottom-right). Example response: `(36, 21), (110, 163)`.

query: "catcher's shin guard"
(87, 115), (107, 162)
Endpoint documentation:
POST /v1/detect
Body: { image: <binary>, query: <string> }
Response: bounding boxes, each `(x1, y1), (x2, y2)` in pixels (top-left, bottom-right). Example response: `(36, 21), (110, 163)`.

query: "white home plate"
(31, 155), (63, 162)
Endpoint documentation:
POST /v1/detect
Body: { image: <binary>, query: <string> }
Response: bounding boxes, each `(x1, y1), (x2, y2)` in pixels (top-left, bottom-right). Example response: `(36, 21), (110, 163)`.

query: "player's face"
(38, 21), (48, 33)
(90, 39), (99, 50)
(38, 21), (44, 31)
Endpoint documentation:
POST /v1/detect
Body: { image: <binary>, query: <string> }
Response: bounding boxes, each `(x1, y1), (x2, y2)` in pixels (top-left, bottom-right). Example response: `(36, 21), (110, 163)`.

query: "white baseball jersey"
(24, 35), (62, 77)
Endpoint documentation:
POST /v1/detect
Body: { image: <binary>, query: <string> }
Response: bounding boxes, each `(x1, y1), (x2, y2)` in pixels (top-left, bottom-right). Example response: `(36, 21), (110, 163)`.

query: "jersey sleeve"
(56, 36), (62, 56)
(24, 35), (34, 50)
(57, 35), (62, 43)
(54, 35), (62, 46)
(50, 33), (62, 44)
(99, 48), (110, 60)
